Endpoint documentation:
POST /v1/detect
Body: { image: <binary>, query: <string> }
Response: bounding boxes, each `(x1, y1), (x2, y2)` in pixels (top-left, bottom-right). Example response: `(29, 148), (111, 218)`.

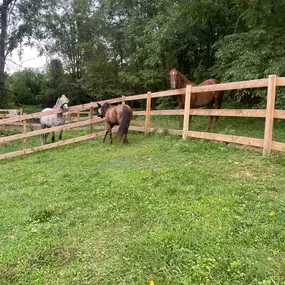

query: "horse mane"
(177, 70), (194, 85)
(54, 95), (69, 109)
(53, 98), (61, 109)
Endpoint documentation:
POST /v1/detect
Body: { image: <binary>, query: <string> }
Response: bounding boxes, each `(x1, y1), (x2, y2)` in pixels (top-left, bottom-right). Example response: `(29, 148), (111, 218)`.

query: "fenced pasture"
(1, 76), (285, 284)
(1, 134), (285, 284)
(1, 74), (285, 160)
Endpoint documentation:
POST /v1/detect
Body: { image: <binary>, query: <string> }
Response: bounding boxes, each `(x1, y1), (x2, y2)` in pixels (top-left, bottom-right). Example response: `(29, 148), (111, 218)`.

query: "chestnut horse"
(97, 102), (133, 144)
(168, 67), (224, 130)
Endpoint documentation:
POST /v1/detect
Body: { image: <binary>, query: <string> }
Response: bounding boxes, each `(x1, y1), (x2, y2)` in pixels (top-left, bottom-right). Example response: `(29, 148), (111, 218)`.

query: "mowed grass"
(1, 132), (285, 284)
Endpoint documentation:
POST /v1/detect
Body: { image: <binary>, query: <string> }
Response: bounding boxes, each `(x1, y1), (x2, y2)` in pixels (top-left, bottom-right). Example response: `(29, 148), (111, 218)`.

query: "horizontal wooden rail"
(0, 131), (106, 160)
(151, 88), (186, 98)
(133, 111), (146, 116)
(274, 110), (285, 119)
(276, 77), (285, 86)
(271, 141), (285, 152)
(190, 109), (266, 117)
(129, 126), (182, 136)
(141, 109), (267, 117)
(150, 110), (183, 115)
(186, 131), (264, 148)
(0, 117), (104, 144)
(192, 78), (269, 93)
(0, 102), (101, 125)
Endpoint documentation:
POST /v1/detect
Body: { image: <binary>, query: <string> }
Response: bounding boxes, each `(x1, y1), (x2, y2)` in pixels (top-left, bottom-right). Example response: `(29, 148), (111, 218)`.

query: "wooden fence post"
(145, 91), (152, 134)
(182, 85), (192, 139)
(89, 107), (94, 134)
(23, 119), (27, 151)
(122, 95), (126, 105)
(263, 74), (277, 155)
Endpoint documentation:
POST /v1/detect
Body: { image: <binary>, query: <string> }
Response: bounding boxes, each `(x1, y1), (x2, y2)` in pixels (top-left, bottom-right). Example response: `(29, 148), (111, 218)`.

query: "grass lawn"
(0, 131), (285, 284)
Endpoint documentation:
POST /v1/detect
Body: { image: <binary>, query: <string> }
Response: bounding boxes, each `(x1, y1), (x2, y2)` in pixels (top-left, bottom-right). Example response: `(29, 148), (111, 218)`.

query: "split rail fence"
(0, 74), (285, 160)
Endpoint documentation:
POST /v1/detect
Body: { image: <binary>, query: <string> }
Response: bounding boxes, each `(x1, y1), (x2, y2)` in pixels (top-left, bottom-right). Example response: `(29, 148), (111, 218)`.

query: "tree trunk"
(0, 2), (8, 106)
(0, 0), (13, 106)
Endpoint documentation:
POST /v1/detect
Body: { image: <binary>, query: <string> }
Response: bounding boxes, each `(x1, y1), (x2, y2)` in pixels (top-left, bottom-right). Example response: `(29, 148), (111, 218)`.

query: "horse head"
(168, 67), (180, 89)
(97, 102), (111, 118)
(56, 95), (69, 112)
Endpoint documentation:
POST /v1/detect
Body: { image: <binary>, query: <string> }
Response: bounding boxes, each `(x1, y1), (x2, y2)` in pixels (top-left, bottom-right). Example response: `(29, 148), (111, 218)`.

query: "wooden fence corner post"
(263, 74), (277, 155)
(145, 91), (152, 135)
(182, 85), (192, 139)
(122, 95), (126, 105)
(89, 107), (94, 134)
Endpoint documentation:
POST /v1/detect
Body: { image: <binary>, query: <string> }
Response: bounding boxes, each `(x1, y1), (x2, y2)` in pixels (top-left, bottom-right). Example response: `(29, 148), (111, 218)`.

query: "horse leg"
(51, 132), (55, 143)
(212, 96), (223, 130)
(189, 115), (193, 128)
(204, 103), (214, 131)
(103, 123), (111, 143)
(109, 129), (113, 144)
(204, 116), (213, 131)
(40, 126), (48, 145)
(212, 116), (219, 130)
(102, 130), (109, 143)
(41, 133), (46, 145)
(59, 130), (63, 140)
(179, 105), (184, 129)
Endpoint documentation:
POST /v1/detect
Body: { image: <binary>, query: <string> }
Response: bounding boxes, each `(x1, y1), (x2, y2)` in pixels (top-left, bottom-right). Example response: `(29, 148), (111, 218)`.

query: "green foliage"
(8, 69), (44, 105)
(37, 59), (68, 106)
(5, 0), (285, 107)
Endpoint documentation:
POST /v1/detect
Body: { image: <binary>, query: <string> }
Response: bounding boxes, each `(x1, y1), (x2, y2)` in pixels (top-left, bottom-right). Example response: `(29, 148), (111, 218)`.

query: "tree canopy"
(2, 0), (285, 108)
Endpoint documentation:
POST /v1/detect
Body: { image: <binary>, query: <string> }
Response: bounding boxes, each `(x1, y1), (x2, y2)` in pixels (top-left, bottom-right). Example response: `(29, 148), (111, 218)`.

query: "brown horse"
(97, 102), (133, 144)
(168, 67), (224, 130)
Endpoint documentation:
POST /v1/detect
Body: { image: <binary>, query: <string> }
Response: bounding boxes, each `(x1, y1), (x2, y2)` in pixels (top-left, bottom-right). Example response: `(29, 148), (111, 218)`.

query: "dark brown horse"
(168, 67), (224, 130)
(97, 102), (133, 144)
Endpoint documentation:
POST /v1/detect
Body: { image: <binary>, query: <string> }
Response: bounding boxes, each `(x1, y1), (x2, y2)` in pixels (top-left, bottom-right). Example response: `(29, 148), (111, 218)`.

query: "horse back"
(199, 78), (220, 86)
(191, 79), (223, 108)
(106, 104), (132, 125)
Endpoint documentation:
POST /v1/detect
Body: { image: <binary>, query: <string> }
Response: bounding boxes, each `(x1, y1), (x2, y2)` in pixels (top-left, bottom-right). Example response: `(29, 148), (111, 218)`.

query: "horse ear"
(168, 66), (172, 71)
(97, 103), (101, 108)
(175, 64), (179, 70)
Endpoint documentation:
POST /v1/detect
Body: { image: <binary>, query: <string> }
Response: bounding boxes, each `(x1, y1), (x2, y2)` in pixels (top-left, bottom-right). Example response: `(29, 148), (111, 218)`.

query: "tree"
(37, 59), (67, 107)
(0, 0), (56, 106)
(40, 0), (98, 104)
(8, 68), (44, 105)
(213, 0), (285, 107)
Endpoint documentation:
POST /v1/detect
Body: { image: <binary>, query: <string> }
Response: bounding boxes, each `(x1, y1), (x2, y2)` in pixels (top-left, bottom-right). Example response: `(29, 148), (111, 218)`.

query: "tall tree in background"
(213, 0), (285, 106)
(38, 59), (67, 107)
(8, 68), (44, 105)
(4, 0), (285, 108)
(0, 0), (56, 107)
(41, 0), (98, 104)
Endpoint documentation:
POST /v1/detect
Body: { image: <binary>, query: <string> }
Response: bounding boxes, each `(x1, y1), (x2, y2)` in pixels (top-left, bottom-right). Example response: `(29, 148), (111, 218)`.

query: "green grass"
(148, 115), (285, 142)
(0, 132), (285, 284)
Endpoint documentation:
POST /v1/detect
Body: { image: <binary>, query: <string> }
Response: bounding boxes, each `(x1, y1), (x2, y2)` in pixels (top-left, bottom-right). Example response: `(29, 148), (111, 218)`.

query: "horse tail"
(117, 106), (132, 137)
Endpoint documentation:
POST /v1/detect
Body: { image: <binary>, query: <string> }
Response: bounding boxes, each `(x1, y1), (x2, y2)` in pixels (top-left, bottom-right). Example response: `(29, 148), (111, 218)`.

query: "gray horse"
(40, 95), (69, 145)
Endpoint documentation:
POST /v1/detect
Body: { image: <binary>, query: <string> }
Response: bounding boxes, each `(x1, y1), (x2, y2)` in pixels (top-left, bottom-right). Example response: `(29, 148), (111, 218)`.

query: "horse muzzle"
(61, 104), (69, 112)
